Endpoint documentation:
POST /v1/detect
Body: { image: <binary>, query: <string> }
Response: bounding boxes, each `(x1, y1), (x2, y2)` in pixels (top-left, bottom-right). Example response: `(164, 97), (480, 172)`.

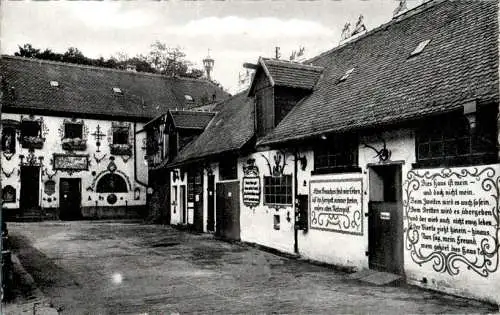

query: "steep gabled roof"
(248, 58), (323, 94)
(168, 91), (254, 167)
(169, 110), (216, 130)
(259, 0), (499, 146)
(0, 55), (229, 120)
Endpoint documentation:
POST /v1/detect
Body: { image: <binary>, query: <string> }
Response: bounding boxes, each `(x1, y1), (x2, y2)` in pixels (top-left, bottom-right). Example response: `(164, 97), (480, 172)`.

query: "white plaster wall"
(1, 113), (147, 214)
(297, 129), (415, 269)
(239, 151), (295, 254)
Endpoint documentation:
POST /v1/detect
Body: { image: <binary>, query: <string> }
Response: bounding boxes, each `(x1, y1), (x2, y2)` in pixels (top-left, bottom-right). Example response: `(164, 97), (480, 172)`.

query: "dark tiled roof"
(259, 0), (499, 145)
(0, 56), (229, 120)
(262, 58), (323, 90)
(170, 110), (215, 129)
(170, 79), (230, 109)
(168, 91), (254, 166)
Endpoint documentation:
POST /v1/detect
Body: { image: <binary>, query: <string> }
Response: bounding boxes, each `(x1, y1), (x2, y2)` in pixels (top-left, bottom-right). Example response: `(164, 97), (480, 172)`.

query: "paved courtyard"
(5, 221), (498, 314)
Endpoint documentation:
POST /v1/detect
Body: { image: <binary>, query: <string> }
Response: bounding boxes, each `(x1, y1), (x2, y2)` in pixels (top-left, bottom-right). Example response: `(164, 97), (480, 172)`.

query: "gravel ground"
(7, 221), (499, 315)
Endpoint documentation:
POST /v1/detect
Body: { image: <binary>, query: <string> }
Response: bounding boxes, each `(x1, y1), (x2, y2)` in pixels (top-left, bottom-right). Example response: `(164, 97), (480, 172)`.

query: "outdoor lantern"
(172, 170), (180, 182)
(463, 100), (477, 132)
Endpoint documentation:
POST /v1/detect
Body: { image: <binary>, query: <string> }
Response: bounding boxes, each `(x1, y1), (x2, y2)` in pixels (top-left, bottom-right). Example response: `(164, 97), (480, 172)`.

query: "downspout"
(134, 123), (148, 187)
(293, 149), (299, 254)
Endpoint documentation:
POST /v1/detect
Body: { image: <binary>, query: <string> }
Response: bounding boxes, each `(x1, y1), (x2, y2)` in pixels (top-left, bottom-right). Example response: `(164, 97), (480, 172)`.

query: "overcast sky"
(1, 0), (424, 94)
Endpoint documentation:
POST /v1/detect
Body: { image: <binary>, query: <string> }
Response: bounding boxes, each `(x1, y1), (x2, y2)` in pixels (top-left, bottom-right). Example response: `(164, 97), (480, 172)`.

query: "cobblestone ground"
(6, 221), (498, 314)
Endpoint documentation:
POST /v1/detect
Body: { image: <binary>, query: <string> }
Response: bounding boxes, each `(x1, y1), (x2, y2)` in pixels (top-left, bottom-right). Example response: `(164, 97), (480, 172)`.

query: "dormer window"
(113, 87), (123, 95)
(184, 94), (194, 102)
(409, 39), (431, 57)
(250, 58), (323, 138)
(50, 81), (59, 87)
(339, 68), (355, 82)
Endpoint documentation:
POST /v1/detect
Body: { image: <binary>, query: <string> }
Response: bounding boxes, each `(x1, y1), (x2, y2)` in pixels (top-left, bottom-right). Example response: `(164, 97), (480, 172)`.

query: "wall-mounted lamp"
(172, 170), (180, 182)
(297, 155), (307, 171)
(320, 134), (327, 140)
(134, 187), (141, 200)
(463, 100), (477, 132)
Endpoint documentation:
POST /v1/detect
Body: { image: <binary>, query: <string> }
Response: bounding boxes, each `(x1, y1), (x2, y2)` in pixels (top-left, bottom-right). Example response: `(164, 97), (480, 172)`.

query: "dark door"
(216, 181), (240, 241)
(20, 166), (40, 212)
(207, 175), (215, 232)
(59, 178), (82, 220)
(368, 164), (404, 274)
(180, 185), (186, 224)
(188, 169), (204, 232)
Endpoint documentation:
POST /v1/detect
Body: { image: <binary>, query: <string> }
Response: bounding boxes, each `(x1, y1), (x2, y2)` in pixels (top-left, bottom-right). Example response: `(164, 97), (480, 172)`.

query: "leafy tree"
(14, 42), (206, 80)
(14, 44), (40, 58)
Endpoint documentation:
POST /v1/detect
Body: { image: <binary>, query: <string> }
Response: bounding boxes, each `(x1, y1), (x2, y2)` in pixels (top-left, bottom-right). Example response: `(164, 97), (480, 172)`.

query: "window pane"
(21, 121), (40, 137)
(263, 175), (292, 205)
(113, 127), (129, 144)
(314, 134), (358, 171)
(416, 107), (497, 167)
(65, 123), (83, 139)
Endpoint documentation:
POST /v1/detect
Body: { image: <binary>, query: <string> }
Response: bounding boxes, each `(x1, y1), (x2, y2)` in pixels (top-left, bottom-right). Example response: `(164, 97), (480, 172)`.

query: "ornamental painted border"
(53, 153), (89, 172)
(404, 167), (500, 278)
(309, 178), (363, 235)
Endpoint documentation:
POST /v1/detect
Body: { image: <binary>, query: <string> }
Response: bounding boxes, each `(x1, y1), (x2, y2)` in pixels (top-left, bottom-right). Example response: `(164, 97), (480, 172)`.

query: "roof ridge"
(305, 0), (445, 65)
(171, 109), (215, 114)
(1, 54), (218, 84)
(263, 58), (324, 71)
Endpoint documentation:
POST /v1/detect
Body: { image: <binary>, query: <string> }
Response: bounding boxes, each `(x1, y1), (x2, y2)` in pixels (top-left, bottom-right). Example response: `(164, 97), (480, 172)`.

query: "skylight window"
(113, 87), (122, 94)
(339, 68), (355, 82)
(410, 39), (431, 57)
(184, 94), (194, 101)
(50, 81), (59, 87)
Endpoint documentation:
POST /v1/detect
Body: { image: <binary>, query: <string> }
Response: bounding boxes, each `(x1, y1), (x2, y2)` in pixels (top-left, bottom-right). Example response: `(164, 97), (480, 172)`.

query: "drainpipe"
(293, 149), (299, 254)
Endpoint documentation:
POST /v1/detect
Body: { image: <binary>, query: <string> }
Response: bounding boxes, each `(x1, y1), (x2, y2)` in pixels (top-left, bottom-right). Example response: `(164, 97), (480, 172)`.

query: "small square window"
(273, 214), (280, 230)
(64, 123), (83, 139)
(264, 175), (293, 206)
(113, 127), (129, 144)
(21, 121), (40, 138)
(219, 159), (237, 180)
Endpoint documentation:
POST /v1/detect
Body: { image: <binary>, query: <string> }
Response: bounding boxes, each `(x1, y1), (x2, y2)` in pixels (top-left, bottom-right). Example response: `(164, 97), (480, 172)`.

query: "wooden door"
(215, 181), (240, 241)
(207, 175), (215, 232)
(59, 178), (82, 220)
(180, 185), (186, 224)
(188, 169), (204, 232)
(368, 164), (404, 274)
(20, 166), (40, 212)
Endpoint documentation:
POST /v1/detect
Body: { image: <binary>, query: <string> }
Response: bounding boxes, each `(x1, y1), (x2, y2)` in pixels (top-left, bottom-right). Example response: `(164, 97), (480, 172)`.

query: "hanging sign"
(242, 158), (261, 208)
